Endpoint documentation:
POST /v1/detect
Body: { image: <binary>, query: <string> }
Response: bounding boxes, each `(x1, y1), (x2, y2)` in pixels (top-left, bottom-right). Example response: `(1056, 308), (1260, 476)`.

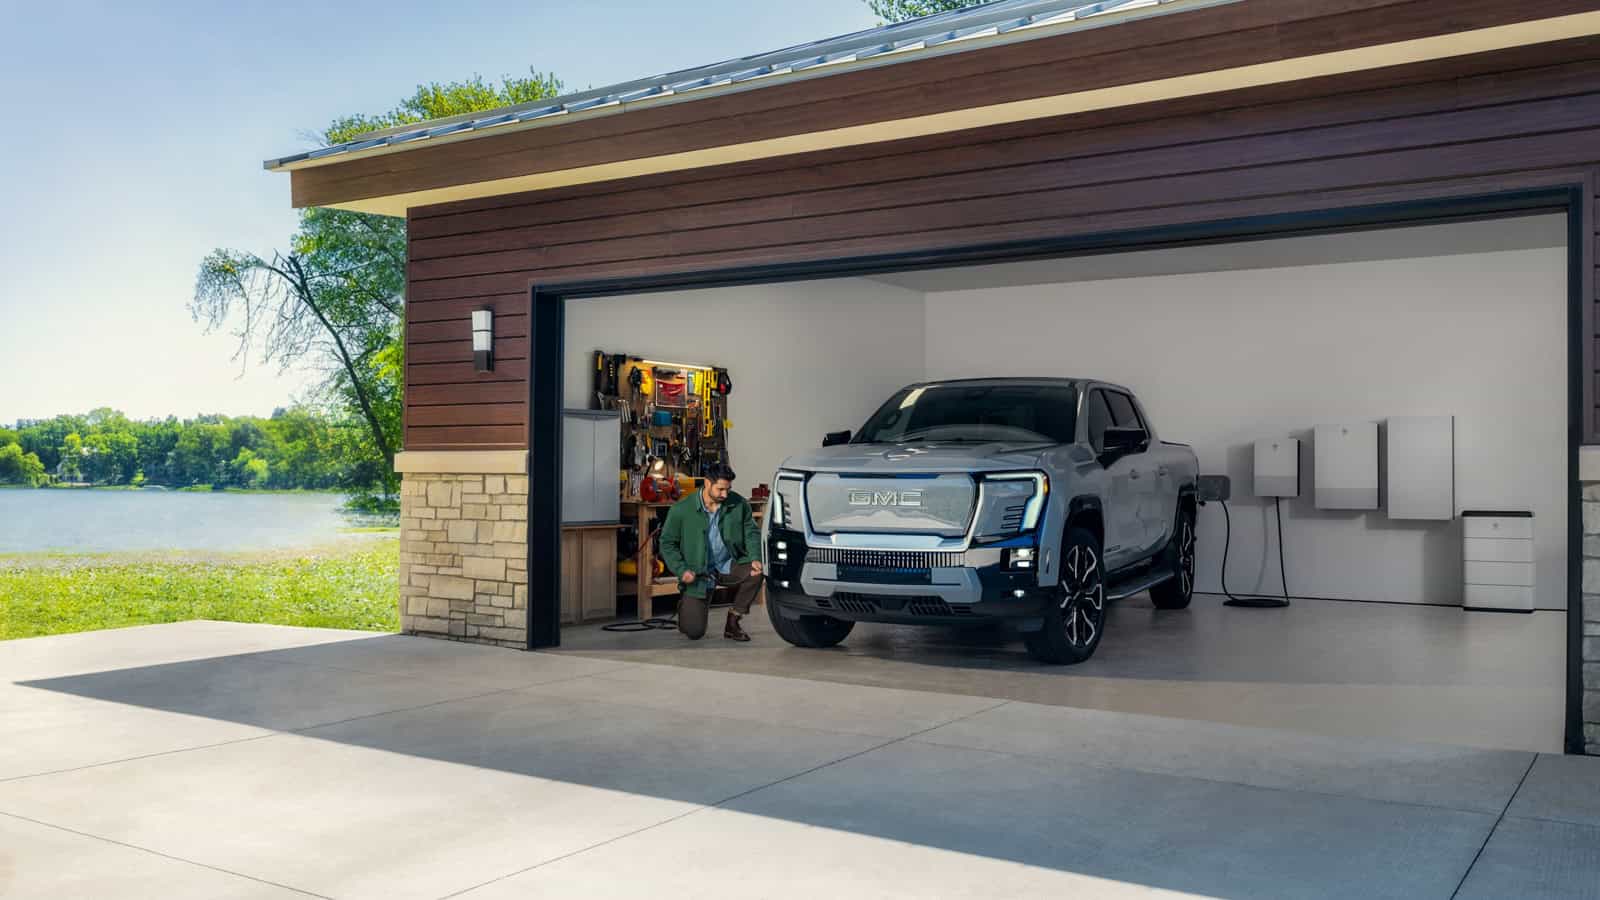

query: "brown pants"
(677, 563), (762, 640)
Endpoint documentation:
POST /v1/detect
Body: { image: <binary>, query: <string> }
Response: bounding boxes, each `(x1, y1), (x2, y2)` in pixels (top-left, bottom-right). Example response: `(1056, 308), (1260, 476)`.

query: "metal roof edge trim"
(312, 10), (1600, 216)
(264, 0), (1237, 172)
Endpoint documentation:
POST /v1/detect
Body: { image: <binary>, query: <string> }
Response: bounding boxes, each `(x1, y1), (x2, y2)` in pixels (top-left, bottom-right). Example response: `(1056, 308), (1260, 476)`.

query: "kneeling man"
(659, 465), (764, 641)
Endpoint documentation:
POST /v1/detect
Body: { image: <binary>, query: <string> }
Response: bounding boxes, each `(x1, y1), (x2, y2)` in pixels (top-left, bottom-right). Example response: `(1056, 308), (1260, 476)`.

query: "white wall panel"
(924, 242), (1567, 609)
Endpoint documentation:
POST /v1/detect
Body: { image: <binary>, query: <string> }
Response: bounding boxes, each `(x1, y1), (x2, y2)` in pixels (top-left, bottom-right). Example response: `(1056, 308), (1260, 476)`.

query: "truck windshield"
(854, 383), (1079, 445)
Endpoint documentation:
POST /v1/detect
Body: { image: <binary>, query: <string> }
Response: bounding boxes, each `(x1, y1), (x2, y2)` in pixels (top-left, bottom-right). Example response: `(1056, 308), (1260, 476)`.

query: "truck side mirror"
(822, 430), (852, 447)
(1101, 426), (1148, 458)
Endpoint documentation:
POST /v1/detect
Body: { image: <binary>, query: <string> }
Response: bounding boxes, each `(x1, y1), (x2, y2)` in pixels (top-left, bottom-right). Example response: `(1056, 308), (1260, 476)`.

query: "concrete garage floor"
(2, 624), (1594, 899)
(561, 593), (1567, 754)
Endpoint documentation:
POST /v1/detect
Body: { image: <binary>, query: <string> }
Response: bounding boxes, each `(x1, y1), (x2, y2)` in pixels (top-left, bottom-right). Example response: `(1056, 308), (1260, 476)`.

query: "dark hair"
(705, 464), (737, 484)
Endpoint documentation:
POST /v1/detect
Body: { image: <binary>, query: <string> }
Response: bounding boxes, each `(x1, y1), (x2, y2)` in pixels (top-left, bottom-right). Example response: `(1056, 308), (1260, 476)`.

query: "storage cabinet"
(561, 526), (619, 624)
(561, 410), (621, 526)
(1461, 511), (1534, 611)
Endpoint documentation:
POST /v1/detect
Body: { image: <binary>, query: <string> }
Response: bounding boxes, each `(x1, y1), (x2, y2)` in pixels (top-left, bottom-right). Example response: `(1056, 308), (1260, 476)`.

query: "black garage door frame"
(526, 186), (1589, 755)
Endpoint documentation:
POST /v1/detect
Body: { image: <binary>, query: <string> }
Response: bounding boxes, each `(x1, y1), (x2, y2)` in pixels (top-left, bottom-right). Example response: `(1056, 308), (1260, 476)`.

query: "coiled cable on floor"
(600, 595), (739, 632)
(600, 614), (679, 632)
(1218, 496), (1291, 608)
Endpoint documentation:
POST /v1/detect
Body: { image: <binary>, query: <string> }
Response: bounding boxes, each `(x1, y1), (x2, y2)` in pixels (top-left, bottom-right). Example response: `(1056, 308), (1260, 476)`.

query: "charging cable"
(1216, 496), (1292, 608)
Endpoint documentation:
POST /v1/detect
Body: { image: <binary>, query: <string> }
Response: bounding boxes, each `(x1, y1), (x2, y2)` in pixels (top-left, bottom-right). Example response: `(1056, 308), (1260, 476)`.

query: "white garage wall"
(564, 278), (925, 490)
(924, 245), (1569, 609)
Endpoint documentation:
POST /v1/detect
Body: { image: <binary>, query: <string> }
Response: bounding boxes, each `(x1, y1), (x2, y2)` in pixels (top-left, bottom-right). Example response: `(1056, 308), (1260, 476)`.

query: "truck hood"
(780, 441), (1050, 475)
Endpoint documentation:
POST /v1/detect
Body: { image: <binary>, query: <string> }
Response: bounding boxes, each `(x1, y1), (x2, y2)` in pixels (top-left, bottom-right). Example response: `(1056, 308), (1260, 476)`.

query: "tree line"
(0, 406), (388, 497)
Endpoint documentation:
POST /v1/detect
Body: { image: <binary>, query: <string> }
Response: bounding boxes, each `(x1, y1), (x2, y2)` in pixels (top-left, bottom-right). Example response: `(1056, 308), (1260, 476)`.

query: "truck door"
(1087, 389), (1142, 570)
(1104, 390), (1163, 556)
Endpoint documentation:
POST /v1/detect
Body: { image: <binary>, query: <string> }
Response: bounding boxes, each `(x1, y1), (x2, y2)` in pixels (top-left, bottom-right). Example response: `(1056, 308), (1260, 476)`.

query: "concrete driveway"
(1, 621), (1596, 899)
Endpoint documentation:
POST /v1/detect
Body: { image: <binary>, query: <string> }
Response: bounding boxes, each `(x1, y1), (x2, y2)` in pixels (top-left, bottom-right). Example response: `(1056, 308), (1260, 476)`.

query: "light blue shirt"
(702, 493), (733, 576)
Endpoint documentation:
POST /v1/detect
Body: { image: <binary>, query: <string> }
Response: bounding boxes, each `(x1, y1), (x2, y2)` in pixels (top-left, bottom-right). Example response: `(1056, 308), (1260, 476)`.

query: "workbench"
(618, 498), (767, 620)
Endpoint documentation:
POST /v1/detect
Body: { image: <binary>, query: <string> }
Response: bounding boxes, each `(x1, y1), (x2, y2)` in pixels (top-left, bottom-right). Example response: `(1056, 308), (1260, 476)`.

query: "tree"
(194, 211), (405, 475)
(18, 415), (85, 474)
(865, 0), (969, 23)
(56, 432), (85, 483)
(0, 443), (45, 486)
(193, 73), (563, 492)
(321, 73), (562, 146)
(136, 417), (181, 485)
(84, 430), (139, 485)
(231, 448), (271, 489)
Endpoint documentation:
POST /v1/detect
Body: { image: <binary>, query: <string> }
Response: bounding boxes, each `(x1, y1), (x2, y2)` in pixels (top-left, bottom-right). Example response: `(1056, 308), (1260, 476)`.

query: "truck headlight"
(772, 471), (804, 530)
(983, 472), (1049, 534)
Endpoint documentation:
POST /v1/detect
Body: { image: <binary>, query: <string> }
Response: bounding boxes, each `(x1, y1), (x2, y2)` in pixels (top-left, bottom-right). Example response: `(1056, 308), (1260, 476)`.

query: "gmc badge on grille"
(847, 489), (923, 508)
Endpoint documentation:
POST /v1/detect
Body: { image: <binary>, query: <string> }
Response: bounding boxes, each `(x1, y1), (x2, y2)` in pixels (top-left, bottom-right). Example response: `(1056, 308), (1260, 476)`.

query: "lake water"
(0, 490), (367, 553)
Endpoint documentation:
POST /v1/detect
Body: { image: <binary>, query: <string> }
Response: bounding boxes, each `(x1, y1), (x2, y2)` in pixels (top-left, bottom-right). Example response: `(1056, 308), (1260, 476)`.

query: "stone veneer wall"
(1585, 482), (1600, 754)
(398, 473), (529, 648)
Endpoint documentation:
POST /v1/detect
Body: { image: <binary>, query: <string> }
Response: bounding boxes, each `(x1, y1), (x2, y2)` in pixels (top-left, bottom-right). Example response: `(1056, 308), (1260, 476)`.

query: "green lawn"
(0, 538), (400, 640)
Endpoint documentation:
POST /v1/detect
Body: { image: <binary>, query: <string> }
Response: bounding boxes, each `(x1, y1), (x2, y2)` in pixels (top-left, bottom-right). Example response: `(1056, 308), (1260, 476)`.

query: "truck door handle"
(1157, 466), (1170, 477)
(1129, 469), (1142, 480)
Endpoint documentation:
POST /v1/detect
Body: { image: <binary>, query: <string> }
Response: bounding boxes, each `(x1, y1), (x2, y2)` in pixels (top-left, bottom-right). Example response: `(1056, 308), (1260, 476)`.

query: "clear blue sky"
(0, 0), (876, 424)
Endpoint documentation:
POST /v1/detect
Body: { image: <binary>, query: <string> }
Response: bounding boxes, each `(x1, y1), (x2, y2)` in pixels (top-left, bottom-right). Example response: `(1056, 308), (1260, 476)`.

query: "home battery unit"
(1461, 511), (1535, 611)
(1253, 438), (1300, 498)
(1314, 422), (1379, 510)
(1386, 416), (1454, 520)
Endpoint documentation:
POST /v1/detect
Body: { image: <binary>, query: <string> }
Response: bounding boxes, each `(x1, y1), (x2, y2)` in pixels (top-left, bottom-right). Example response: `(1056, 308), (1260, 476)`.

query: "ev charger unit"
(1253, 438), (1300, 498)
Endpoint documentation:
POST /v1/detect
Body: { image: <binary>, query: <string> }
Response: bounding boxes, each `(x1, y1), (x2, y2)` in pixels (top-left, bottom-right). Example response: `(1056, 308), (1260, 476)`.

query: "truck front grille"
(829, 593), (976, 617)
(806, 548), (966, 569)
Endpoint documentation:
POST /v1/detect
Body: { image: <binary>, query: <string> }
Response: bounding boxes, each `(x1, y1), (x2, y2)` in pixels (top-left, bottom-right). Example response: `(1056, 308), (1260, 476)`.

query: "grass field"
(0, 537), (400, 640)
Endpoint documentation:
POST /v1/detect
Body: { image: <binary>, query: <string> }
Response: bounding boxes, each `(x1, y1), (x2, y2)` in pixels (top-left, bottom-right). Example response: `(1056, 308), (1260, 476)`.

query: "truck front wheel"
(768, 596), (855, 648)
(1024, 527), (1106, 665)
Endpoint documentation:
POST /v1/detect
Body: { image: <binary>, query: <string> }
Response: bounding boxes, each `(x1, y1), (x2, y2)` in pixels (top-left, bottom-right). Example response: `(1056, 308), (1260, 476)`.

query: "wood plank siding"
(297, 0), (1600, 210)
(402, 35), (1600, 451)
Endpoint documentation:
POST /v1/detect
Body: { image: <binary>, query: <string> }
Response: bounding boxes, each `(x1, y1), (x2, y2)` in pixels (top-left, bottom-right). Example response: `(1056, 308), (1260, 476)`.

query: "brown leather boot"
(724, 611), (751, 642)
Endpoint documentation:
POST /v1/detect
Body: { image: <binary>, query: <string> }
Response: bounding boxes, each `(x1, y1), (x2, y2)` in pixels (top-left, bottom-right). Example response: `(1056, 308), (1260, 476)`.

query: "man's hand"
(680, 570), (696, 585)
(750, 561), (764, 577)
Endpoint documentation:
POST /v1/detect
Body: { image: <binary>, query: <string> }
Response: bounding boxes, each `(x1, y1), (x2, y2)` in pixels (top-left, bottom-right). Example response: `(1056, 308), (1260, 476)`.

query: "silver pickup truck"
(763, 378), (1200, 664)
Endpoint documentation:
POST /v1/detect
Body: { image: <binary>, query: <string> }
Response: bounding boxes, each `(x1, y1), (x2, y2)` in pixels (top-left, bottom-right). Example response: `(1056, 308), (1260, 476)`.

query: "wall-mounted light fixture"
(472, 309), (494, 372)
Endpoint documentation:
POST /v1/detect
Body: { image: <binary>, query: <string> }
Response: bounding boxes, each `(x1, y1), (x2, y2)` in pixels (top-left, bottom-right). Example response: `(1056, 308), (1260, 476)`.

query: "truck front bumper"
(764, 529), (1053, 626)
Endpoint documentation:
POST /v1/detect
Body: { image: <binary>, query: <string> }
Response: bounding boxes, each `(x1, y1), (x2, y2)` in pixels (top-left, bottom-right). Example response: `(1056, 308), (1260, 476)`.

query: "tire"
(1024, 526), (1107, 665)
(767, 592), (855, 648)
(1150, 502), (1196, 610)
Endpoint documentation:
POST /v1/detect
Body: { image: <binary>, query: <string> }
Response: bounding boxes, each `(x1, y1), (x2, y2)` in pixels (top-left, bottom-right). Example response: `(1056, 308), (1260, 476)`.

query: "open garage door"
(542, 203), (1577, 755)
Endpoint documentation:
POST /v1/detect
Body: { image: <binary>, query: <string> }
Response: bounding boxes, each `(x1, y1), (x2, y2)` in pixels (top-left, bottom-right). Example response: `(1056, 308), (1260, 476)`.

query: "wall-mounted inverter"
(1314, 422), (1378, 510)
(1386, 416), (1454, 520)
(1253, 438), (1300, 498)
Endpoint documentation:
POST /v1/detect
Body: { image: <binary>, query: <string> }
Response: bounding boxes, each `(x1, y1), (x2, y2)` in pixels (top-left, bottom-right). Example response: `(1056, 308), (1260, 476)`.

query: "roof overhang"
(270, 0), (1600, 217)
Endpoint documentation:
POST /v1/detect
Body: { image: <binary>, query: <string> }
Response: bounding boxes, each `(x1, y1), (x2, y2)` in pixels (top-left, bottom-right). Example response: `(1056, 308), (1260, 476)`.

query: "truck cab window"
(1087, 390), (1114, 452)
(1105, 391), (1144, 433)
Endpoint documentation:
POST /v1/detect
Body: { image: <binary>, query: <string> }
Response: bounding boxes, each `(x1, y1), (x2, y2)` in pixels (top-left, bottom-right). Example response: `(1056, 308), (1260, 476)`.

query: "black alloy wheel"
(1024, 527), (1106, 664)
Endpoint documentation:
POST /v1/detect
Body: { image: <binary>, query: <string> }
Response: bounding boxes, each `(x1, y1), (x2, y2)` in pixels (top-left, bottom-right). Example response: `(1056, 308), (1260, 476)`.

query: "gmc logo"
(848, 489), (923, 508)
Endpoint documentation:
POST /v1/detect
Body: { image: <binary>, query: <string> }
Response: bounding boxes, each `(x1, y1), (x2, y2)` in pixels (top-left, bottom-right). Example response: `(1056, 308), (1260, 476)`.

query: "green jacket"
(659, 490), (760, 598)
